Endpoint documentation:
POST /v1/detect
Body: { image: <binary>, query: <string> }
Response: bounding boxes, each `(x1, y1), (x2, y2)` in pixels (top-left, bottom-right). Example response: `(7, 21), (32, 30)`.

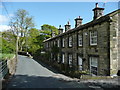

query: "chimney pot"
(59, 25), (61, 28)
(58, 25), (63, 34)
(75, 16), (83, 28)
(96, 3), (98, 7)
(67, 21), (70, 25)
(93, 3), (104, 20)
(65, 21), (71, 32)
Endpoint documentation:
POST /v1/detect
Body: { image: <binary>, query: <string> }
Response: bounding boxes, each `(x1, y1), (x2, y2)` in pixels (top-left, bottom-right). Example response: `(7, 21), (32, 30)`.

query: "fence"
(0, 60), (9, 79)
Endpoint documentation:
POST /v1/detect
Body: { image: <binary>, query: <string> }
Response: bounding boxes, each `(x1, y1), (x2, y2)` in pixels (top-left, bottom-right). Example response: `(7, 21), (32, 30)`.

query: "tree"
(27, 28), (40, 55)
(1, 31), (16, 53)
(40, 24), (58, 39)
(2, 30), (16, 44)
(9, 9), (34, 52)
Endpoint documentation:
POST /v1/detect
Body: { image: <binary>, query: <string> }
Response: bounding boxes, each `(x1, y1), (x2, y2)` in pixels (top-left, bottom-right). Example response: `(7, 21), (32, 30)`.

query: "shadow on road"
(34, 59), (59, 74)
(6, 75), (89, 89)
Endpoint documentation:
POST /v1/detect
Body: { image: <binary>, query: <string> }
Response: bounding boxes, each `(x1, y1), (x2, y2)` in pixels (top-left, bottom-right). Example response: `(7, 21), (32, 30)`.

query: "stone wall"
(7, 56), (17, 75)
(118, 8), (120, 71)
(109, 11), (120, 75)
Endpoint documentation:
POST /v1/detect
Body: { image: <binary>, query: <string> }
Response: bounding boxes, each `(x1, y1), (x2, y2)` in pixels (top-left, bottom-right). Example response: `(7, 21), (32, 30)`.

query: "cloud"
(0, 15), (9, 24)
(0, 14), (14, 24)
(0, 25), (11, 32)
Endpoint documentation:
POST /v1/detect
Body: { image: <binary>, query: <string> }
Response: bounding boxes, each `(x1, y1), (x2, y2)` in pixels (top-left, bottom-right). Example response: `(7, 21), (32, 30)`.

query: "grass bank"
(0, 53), (15, 60)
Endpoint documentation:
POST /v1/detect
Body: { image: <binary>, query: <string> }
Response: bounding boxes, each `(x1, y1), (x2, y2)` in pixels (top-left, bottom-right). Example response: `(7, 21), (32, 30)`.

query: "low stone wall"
(7, 56), (17, 75)
(81, 75), (113, 80)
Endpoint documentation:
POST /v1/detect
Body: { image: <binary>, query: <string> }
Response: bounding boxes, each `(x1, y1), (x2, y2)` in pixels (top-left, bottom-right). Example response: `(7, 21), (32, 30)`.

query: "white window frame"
(69, 36), (72, 47)
(46, 42), (48, 48)
(90, 31), (97, 45)
(78, 56), (83, 70)
(51, 53), (53, 60)
(78, 34), (82, 46)
(57, 54), (60, 63)
(57, 39), (60, 47)
(62, 38), (65, 47)
(68, 54), (72, 67)
(89, 57), (98, 76)
(54, 41), (56, 46)
(62, 53), (65, 63)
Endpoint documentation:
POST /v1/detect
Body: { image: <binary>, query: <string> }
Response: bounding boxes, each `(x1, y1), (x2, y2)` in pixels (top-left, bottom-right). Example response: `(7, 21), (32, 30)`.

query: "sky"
(0, 1), (119, 32)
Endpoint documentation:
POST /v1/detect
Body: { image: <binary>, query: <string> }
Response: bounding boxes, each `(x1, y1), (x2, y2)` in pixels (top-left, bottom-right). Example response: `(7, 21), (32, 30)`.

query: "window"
(46, 43), (48, 48)
(54, 41), (56, 46)
(57, 54), (60, 63)
(68, 36), (72, 47)
(62, 38), (65, 47)
(90, 31), (97, 45)
(68, 54), (72, 67)
(51, 53), (53, 60)
(78, 56), (83, 70)
(62, 53), (65, 63)
(57, 39), (60, 47)
(89, 57), (98, 75)
(48, 42), (50, 48)
(78, 34), (82, 46)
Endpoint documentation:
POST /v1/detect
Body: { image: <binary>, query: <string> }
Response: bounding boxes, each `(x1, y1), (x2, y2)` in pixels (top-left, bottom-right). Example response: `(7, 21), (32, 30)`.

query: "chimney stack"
(52, 31), (56, 37)
(58, 25), (63, 34)
(75, 16), (83, 28)
(93, 3), (104, 20)
(65, 21), (71, 32)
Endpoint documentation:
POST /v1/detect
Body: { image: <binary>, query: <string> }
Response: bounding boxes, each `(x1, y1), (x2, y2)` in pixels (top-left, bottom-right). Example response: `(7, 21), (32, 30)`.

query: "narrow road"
(7, 55), (89, 89)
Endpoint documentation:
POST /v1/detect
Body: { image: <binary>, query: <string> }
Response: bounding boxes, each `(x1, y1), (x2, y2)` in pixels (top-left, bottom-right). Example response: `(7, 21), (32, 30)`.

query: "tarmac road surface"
(6, 55), (91, 89)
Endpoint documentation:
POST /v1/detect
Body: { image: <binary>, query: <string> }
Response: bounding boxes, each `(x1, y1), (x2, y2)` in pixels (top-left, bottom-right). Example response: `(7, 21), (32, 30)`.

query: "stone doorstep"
(52, 74), (79, 82)
(53, 73), (120, 88)
(52, 74), (120, 88)
(79, 77), (120, 88)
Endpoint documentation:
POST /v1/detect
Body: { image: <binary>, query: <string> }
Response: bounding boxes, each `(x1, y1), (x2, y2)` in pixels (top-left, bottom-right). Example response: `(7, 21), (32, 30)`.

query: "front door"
(78, 56), (82, 70)
(89, 57), (98, 76)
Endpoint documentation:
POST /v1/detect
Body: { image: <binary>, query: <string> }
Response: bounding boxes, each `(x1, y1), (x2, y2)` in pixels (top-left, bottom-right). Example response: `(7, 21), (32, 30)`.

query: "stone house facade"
(43, 3), (120, 76)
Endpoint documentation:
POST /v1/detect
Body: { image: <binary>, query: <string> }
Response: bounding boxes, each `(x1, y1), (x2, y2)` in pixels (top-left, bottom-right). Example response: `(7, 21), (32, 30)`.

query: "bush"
(2, 38), (15, 54)
(64, 68), (90, 79)
(0, 53), (15, 60)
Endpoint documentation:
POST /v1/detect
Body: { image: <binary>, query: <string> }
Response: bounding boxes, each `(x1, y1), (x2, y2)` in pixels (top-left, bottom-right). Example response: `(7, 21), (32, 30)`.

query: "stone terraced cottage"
(43, 3), (120, 76)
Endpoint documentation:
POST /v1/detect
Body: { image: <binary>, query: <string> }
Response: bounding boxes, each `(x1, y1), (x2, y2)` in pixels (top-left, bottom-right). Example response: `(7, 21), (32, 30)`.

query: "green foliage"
(10, 9), (34, 52)
(51, 46), (60, 54)
(1, 31), (16, 54)
(14, 9), (34, 30)
(27, 28), (41, 54)
(65, 70), (90, 78)
(2, 38), (15, 53)
(40, 24), (58, 39)
(0, 53), (15, 60)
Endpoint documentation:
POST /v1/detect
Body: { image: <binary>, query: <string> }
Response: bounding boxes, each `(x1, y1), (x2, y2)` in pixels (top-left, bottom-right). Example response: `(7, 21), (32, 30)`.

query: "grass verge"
(0, 53), (15, 60)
